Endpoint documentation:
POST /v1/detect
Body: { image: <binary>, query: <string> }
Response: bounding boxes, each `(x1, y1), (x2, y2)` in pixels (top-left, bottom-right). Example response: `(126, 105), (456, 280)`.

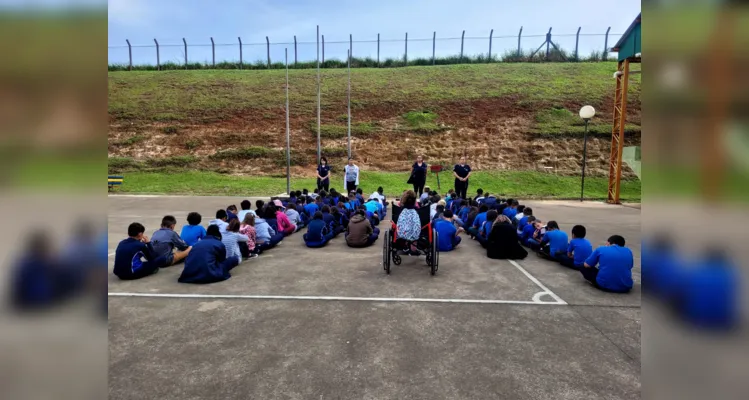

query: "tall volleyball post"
(285, 48), (291, 195)
(347, 49), (352, 158)
(316, 25), (321, 164)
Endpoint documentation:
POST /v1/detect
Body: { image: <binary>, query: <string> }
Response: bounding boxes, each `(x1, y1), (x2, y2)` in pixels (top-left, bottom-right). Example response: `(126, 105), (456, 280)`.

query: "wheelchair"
(382, 204), (440, 275)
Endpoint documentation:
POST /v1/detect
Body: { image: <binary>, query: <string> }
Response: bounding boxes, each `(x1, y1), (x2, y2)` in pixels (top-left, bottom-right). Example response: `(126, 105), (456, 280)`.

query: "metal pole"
(154, 39), (160, 70)
(432, 31), (436, 65)
(460, 30), (465, 60)
(489, 29), (493, 60)
(183, 38), (188, 68)
(580, 119), (589, 202)
(322, 35), (325, 63)
(126, 39), (132, 70)
(517, 26), (523, 57)
(294, 36), (297, 65)
(266, 36), (270, 68)
(377, 34), (380, 66)
(603, 27), (611, 61)
(210, 37), (215, 67)
(404, 32), (408, 64)
(545, 27), (552, 59)
(316, 25), (321, 164)
(350, 34), (353, 61)
(574, 27), (581, 61)
(238, 37), (243, 69)
(347, 49), (352, 159)
(285, 48), (291, 195)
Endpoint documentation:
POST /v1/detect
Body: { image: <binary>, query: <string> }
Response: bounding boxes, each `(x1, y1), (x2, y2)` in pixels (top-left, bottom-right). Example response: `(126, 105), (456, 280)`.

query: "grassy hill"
(108, 62), (641, 199)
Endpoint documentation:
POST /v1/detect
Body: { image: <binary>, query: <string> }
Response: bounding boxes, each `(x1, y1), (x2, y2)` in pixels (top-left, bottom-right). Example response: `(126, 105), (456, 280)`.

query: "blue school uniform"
(304, 202), (320, 217)
(458, 206), (469, 223)
(364, 201), (379, 215)
(356, 194), (364, 204)
(472, 212), (488, 229)
(502, 207), (517, 220)
(180, 225), (207, 247)
(542, 230), (569, 256)
(322, 211), (337, 231)
(434, 219), (461, 251)
(178, 237), (238, 284)
(681, 256), (738, 329)
(567, 238), (593, 267)
(304, 219), (334, 248)
(520, 223), (536, 244)
(584, 245), (634, 292)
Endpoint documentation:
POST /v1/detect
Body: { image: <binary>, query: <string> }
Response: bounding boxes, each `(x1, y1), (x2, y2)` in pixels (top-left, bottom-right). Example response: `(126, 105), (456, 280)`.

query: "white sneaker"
(244, 254), (259, 260)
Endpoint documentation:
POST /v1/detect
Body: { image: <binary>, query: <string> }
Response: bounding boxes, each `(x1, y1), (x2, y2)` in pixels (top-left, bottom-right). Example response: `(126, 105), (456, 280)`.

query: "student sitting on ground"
(369, 186), (388, 217)
(345, 192), (358, 214)
(346, 209), (380, 248)
(557, 225), (592, 270)
(272, 200), (297, 236)
(429, 195), (442, 219)
(538, 221), (568, 261)
(473, 188), (484, 204)
(304, 211), (334, 248)
(364, 198), (382, 225)
(255, 200), (265, 215)
(209, 209), (229, 233)
(435, 210), (464, 252)
(515, 205), (526, 223)
(516, 207), (533, 234)
(295, 199), (308, 225)
(222, 219), (250, 261)
(285, 199), (304, 229)
(526, 220), (546, 251)
(420, 186), (431, 204)
(226, 205), (239, 222)
(467, 204), (489, 238)
(581, 235), (634, 293)
(255, 207), (284, 251)
(331, 206), (349, 235)
(180, 212), (206, 247)
(432, 204), (445, 222)
(113, 222), (171, 280)
(476, 210), (499, 248)
(465, 204), (479, 228)
(502, 200), (519, 220)
(178, 225), (239, 284)
(355, 188), (365, 205)
(445, 189), (456, 210)
(320, 205), (341, 236)
(519, 216), (537, 243)
(151, 215), (192, 266)
(238, 200), (257, 222)
(487, 215), (528, 260)
(239, 213), (260, 258)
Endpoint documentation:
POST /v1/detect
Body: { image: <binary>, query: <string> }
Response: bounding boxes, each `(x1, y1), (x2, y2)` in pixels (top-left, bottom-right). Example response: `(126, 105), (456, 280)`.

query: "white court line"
(108, 252), (116, 257)
(107, 292), (566, 305)
(508, 260), (567, 305)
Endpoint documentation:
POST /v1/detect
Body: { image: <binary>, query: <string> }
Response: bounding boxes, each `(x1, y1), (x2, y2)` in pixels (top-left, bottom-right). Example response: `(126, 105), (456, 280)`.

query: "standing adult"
(453, 156), (472, 200)
(410, 155), (428, 197)
(316, 156), (331, 192)
(343, 158), (360, 194)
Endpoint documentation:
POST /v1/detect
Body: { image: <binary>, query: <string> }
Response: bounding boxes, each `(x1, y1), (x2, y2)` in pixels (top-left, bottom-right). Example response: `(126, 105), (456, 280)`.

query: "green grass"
(313, 122), (376, 138)
(532, 107), (641, 137)
(114, 134), (147, 146)
(112, 169), (641, 201)
(209, 146), (276, 160)
(108, 63), (641, 123)
(401, 110), (447, 134)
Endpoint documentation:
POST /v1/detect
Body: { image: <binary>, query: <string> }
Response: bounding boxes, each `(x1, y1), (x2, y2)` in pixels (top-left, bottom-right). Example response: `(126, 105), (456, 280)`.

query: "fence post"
(154, 38), (160, 70)
(603, 26), (611, 61)
(294, 36), (298, 65)
(210, 37), (215, 67)
(404, 32), (408, 64)
(545, 27), (552, 59)
(377, 34), (380, 66)
(575, 27), (581, 61)
(322, 35), (325, 63)
(126, 39), (132, 70)
(460, 30), (465, 61)
(432, 31), (436, 65)
(182, 38), (187, 68)
(517, 26), (523, 57)
(350, 33), (353, 61)
(489, 29), (493, 60)
(238, 37), (243, 69)
(266, 36), (271, 68)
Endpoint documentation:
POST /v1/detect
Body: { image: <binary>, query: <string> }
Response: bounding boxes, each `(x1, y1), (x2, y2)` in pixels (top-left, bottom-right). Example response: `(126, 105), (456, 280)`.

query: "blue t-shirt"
(567, 238), (593, 266)
(585, 245), (634, 292)
(304, 203), (320, 216)
(434, 219), (458, 251)
(521, 223), (536, 241)
(542, 230), (569, 256)
(518, 216), (529, 229)
(472, 212), (488, 229)
(180, 225), (207, 247)
(502, 207), (517, 220)
(480, 220), (493, 238)
(364, 201), (379, 215)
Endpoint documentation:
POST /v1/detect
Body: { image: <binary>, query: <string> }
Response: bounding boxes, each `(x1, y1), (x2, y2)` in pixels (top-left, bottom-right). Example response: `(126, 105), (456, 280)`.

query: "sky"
(107, 0), (641, 65)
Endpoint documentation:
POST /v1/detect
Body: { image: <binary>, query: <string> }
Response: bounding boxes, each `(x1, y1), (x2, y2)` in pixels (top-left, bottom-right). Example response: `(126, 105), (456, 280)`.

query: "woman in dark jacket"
(317, 157), (331, 192)
(410, 155), (428, 197)
(486, 215), (528, 260)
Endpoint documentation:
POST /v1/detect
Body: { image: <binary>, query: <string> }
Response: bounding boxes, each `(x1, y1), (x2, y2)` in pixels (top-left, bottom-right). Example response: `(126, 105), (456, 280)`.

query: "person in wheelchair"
(396, 190), (426, 255)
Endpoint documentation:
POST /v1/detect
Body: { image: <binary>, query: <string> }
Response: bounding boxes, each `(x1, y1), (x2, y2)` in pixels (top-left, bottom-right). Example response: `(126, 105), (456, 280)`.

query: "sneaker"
(244, 254), (259, 260)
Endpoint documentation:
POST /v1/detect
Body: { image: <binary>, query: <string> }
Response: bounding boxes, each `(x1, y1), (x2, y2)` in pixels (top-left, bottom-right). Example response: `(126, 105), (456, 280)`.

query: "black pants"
(579, 267), (630, 293)
(455, 179), (468, 200)
(413, 179), (426, 197)
(317, 179), (329, 192)
(346, 181), (357, 193)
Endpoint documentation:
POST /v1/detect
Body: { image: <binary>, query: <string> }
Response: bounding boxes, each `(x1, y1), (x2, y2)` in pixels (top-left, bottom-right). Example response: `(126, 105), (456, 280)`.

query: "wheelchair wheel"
(382, 230), (391, 274)
(430, 228), (439, 276)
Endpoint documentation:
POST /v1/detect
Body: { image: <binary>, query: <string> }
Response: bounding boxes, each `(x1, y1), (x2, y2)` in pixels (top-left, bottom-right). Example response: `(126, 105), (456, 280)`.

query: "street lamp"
(579, 105), (595, 202)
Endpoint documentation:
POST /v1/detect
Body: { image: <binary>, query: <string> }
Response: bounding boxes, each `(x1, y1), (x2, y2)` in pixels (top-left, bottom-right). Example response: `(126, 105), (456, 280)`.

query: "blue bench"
(108, 175), (124, 191)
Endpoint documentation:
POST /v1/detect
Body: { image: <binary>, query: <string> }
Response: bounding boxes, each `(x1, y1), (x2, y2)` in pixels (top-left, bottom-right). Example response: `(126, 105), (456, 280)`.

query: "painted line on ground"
(508, 260), (567, 305)
(107, 292), (566, 305)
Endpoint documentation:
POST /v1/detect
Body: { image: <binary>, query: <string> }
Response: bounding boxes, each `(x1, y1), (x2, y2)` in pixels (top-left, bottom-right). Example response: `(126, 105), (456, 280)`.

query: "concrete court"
(108, 195), (641, 400)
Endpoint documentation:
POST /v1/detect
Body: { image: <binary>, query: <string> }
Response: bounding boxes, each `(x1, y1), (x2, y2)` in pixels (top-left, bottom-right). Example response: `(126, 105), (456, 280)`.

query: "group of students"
(449, 188), (634, 293)
(112, 187), (390, 284)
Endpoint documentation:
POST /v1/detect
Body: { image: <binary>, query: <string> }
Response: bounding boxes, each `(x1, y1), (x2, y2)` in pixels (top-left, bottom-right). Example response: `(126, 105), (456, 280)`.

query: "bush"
(312, 122), (375, 138)
(185, 139), (201, 150)
(146, 155), (199, 168)
(115, 134), (146, 146)
(108, 157), (142, 171)
(161, 126), (180, 134)
(402, 111), (448, 134)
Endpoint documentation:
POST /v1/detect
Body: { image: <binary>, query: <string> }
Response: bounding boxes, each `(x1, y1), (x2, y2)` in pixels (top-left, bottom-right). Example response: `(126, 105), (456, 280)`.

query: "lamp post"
(579, 105), (596, 202)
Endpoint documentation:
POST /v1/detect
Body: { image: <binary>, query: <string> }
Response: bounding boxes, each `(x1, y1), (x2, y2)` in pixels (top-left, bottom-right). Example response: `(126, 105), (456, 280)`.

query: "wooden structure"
(607, 14), (641, 204)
